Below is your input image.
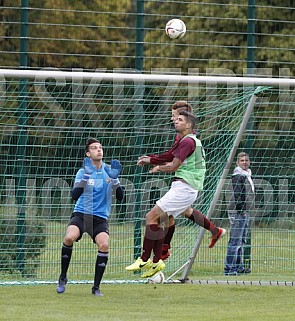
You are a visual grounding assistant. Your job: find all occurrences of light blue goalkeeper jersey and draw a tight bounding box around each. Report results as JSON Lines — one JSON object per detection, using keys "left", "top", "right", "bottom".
{"left": 73, "top": 162, "right": 119, "bottom": 219}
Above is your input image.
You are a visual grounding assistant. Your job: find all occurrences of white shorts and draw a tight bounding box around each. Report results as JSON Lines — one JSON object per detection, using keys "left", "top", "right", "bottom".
{"left": 156, "top": 180, "right": 198, "bottom": 218}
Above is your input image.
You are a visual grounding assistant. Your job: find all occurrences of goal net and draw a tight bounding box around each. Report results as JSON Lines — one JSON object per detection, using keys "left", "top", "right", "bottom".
{"left": 0, "top": 69, "right": 294, "bottom": 284}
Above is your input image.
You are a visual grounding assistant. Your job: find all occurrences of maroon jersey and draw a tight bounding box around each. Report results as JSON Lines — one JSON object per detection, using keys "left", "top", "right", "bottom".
{"left": 149, "top": 134, "right": 196, "bottom": 164}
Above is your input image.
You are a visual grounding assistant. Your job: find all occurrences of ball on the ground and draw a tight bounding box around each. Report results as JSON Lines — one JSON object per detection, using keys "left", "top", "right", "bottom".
{"left": 148, "top": 271, "right": 165, "bottom": 284}
{"left": 165, "top": 19, "right": 186, "bottom": 39}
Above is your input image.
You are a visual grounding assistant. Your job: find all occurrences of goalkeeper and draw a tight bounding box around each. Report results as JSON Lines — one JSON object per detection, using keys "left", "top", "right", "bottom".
{"left": 125, "top": 111, "right": 225, "bottom": 278}
{"left": 56, "top": 138, "right": 124, "bottom": 297}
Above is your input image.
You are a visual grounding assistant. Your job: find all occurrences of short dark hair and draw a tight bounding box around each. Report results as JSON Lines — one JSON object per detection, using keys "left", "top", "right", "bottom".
{"left": 85, "top": 137, "right": 100, "bottom": 152}
{"left": 178, "top": 110, "right": 196, "bottom": 129}
{"left": 171, "top": 100, "right": 193, "bottom": 112}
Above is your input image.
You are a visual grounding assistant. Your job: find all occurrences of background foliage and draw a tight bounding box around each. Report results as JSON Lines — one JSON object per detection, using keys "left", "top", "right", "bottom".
{"left": 0, "top": 1, "right": 294, "bottom": 75}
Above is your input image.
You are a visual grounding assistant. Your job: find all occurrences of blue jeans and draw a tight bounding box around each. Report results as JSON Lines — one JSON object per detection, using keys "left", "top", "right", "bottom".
{"left": 224, "top": 212, "right": 250, "bottom": 274}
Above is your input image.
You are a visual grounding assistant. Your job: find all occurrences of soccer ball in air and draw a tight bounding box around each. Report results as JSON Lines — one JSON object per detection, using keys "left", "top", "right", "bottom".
{"left": 165, "top": 19, "right": 186, "bottom": 39}
{"left": 148, "top": 271, "right": 165, "bottom": 284}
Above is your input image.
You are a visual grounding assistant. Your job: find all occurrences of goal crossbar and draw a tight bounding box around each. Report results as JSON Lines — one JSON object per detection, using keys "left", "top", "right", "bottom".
{"left": 0, "top": 69, "right": 295, "bottom": 86}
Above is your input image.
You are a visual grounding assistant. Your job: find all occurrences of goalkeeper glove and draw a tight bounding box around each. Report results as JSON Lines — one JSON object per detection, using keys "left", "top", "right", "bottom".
{"left": 105, "top": 159, "right": 122, "bottom": 179}
{"left": 82, "top": 157, "right": 95, "bottom": 180}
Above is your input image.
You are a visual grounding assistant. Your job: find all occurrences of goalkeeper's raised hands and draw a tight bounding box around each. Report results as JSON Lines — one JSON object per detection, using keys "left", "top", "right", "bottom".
{"left": 105, "top": 159, "right": 122, "bottom": 179}
{"left": 82, "top": 157, "right": 96, "bottom": 179}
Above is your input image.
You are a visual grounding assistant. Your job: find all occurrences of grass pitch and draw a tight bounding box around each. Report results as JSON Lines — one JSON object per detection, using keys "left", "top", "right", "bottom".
{"left": 1, "top": 283, "right": 294, "bottom": 321}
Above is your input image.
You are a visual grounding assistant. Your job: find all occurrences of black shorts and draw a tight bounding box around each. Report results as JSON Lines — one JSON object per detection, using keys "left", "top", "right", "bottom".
{"left": 69, "top": 212, "right": 109, "bottom": 243}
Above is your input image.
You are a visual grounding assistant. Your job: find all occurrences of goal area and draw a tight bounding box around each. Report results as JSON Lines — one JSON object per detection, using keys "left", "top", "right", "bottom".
{"left": 0, "top": 69, "right": 294, "bottom": 285}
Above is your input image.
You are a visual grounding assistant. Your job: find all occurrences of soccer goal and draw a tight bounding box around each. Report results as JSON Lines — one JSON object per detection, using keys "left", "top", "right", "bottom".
{"left": 0, "top": 69, "right": 294, "bottom": 284}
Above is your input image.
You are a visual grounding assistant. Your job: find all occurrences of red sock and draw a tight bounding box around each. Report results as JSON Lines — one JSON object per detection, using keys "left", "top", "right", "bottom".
{"left": 163, "top": 224, "right": 175, "bottom": 247}
{"left": 189, "top": 209, "right": 218, "bottom": 235}
{"left": 153, "top": 228, "right": 165, "bottom": 263}
{"left": 141, "top": 224, "right": 163, "bottom": 262}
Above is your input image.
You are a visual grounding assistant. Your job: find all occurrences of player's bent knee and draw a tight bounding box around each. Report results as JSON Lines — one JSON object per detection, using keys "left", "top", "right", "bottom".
{"left": 95, "top": 232, "right": 109, "bottom": 251}
{"left": 146, "top": 207, "right": 162, "bottom": 224}
{"left": 145, "top": 211, "right": 153, "bottom": 222}
{"left": 96, "top": 241, "right": 109, "bottom": 252}
{"left": 182, "top": 207, "right": 193, "bottom": 218}
{"left": 99, "top": 244, "right": 109, "bottom": 252}
{"left": 63, "top": 235, "right": 76, "bottom": 245}
{"left": 64, "top": 225, "right": 80, "bottom": 245}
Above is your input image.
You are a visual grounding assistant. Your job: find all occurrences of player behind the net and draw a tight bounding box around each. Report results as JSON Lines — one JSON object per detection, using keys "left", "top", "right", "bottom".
{"left": 125, "top": 109, "right": 226, "bottom": 278}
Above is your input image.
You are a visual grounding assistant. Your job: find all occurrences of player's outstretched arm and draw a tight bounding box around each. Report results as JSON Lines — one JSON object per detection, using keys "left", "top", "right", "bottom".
{"left": 137, "top": 155, "right": 151, "bottom": 166}
{"left": 149, "top": 157, "right": 182, "bottom": 174}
